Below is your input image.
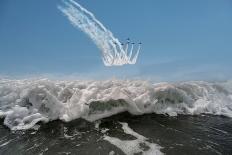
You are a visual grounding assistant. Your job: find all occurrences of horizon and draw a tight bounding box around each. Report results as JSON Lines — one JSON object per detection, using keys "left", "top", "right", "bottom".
{"left": 1, "top": 0, "right": 232, "bottom": 81}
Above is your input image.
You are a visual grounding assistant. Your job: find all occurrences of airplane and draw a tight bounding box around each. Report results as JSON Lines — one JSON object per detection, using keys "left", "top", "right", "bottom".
{"left": 126, "top": 38, "right": 130, "bottom": 43}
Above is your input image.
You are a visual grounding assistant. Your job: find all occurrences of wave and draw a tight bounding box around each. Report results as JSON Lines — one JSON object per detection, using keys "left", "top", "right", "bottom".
{"left": 0, "top": 79, "right": 232, "bottom": 130}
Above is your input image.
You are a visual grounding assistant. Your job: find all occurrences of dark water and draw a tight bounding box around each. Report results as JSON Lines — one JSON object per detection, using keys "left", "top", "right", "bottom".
{"left": 0, "top": 113, "right": 232, "bottom": 155}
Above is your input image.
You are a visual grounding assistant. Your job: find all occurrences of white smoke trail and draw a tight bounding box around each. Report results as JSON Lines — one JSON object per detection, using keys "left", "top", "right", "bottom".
{"left": 129, "top": 44, "right": 134, "bottom": 61}
{"left": 58, "top": 0, "right": 141, "bottom": 66}
{"left": 131, "top": 44, "right": 141, "bottom": 64}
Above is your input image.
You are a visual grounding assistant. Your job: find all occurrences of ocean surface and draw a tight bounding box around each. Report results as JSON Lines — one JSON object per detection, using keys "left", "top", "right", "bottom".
{"left": 0, "top": 79, "right": 232, "bottom": 154}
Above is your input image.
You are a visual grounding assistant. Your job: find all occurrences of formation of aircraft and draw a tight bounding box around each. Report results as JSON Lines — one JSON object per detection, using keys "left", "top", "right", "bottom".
{"left": 119, "top": 38, "right": 141, "bottom": 46}
{"left": 108, "top": 38, "right": 142, "bottom": 65}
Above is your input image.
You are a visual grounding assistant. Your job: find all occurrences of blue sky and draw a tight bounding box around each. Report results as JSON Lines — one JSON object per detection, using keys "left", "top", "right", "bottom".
{"left": 0, "top": 0, "right": 232, "bottom": 81}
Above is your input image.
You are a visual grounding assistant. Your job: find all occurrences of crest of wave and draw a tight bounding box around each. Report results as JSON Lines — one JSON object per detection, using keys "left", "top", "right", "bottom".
{"left": 1, "top": 79, "right": 232, "bottom": 130}
{"left": 58, "top": 0, "right": 141, "bottom": 66}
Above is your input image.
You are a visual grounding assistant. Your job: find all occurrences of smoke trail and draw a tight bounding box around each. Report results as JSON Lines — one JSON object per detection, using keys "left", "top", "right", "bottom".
{"left": 58, "top": 0, "right": 141, "bottom": 66}
{"left": 132, "top": 44, "right": 141, "bottom": 64}
{"left": 129, "top": 44, "right": 134, "bottom": 61}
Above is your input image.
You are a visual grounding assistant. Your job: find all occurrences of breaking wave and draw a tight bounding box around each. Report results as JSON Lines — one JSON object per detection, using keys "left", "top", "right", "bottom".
{"left": 0, "top": 79, "right": 232, "bottom": 130}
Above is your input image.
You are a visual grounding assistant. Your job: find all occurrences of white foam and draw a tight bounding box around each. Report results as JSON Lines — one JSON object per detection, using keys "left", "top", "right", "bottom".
{"left": 108, "top": 150, "right": 115, "bottom": 155}
{"left": 0, "top": 139, "right": 13, "bottom": 147}
{"left": 0, "top": 79, "right": 232, "bottom": 130}
{"left": 103, "top": 122, "right": 163, "bottom": 155}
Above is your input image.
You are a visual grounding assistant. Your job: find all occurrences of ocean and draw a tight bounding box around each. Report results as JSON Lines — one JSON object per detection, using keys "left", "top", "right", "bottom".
{"left": 0, "top": 79, "right": 232, "bottom": 155}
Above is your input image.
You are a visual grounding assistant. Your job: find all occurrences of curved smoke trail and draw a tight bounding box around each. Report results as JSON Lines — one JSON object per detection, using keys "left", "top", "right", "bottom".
{"left": 58, "top": 0, "right": 141, "bottom": 66}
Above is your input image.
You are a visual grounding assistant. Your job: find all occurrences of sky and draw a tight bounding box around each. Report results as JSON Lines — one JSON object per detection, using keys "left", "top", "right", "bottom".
{"left": 0, "top": 0, "right": 232, "bottom": 81}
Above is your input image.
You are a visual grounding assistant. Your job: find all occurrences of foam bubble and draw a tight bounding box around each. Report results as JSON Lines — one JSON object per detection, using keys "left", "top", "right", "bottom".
{"left": 0, "top": 79, "right": 232, "bottom": 130}
{"left": 103, "top": 122, "right": 163, "bottom": 155}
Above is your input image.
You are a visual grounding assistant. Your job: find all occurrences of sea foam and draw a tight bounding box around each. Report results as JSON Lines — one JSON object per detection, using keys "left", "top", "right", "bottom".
{"left": 104, "top": 122, "right": 163, "bottom": 155}
{"left": 0, "top": 79, "right": 232, "bottom": 130}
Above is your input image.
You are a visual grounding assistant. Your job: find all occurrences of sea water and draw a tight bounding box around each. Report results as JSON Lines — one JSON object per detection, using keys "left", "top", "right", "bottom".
{"left": 0, "top": 79, "right": 232, "bottom": 154}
